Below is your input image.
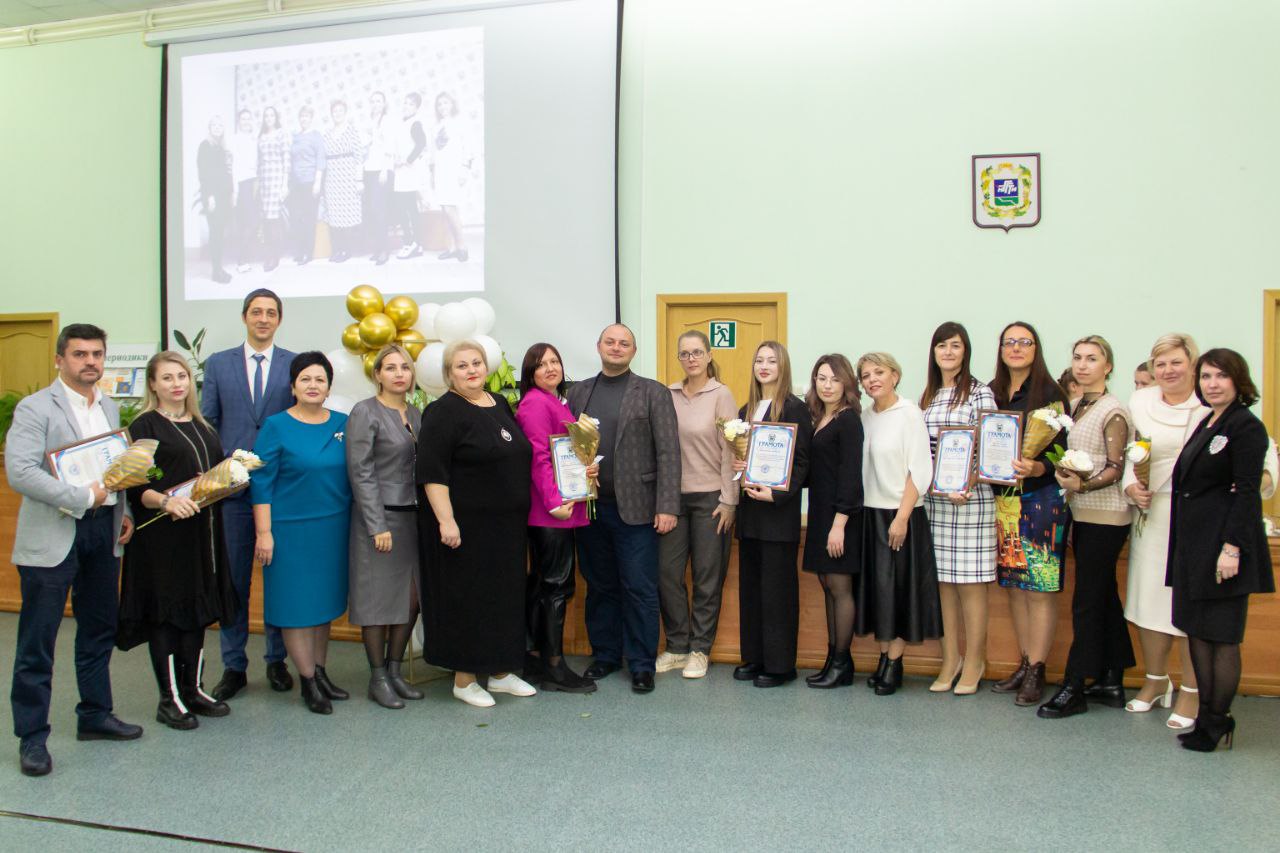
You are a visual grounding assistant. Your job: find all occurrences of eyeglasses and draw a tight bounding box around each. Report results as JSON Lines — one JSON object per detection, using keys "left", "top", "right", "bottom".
{"left": 678, "top": 350, "right": 707, "bottom": 361}
{"left": 1001, "top": 338, "right": 1035, "bottom": 349}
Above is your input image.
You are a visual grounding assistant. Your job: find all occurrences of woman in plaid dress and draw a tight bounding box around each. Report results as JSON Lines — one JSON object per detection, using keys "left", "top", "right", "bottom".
{"left": 257, "top": 107, "right": 290, "bottom": 272}
{"left": 920, "top": 322, "right": 996, "bottom": 696}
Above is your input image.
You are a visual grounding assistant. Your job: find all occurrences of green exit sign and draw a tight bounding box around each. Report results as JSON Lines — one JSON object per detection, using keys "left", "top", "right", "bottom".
{"left": 709, "top": 321, "right": 736, "bottom": 349}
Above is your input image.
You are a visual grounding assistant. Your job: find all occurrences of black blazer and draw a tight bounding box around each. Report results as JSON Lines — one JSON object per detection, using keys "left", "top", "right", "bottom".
{"left": 736, "top": 395, "right": 813, "bottom": 543}
{"left": 1167, "top": 401, "right": 1275, "bottom": 601}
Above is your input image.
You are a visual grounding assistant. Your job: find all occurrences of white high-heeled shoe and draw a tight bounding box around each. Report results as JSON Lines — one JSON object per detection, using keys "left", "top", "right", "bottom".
{"left": 1125, "top": 674, "right": 1173, "bottom": 712}
{"left": 1166, "top": 685, "right": 1198, "bottom": 730}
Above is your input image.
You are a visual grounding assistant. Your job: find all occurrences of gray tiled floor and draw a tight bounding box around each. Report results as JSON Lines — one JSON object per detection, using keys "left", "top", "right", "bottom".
{"left": 0, "top": 611, "right": 1277, "bottom": 851}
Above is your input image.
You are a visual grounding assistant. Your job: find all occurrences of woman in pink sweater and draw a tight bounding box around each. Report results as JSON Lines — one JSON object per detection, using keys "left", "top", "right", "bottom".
{"left": 514, "top": 343, "right": 596, "bottom": 693}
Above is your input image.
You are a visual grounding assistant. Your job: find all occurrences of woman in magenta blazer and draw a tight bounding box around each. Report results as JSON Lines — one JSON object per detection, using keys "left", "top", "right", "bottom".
{"left": 514, "top": 343, "right": 596, "bottom": 693}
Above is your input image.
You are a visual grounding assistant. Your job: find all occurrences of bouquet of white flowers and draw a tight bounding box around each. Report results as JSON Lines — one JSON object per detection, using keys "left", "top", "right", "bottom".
{"left": 717, "top": 417, "right": 751, "bottom": 481}
{"left": 1056, "top": 449, "right": 1094, "bottom": 478}
{"left": 1024, "top": 404, "right": 1073, "bottom": 460}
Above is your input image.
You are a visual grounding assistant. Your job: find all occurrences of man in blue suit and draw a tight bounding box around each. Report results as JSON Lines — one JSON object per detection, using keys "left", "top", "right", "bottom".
{"left": 200, "top": 289, "right": 296, "bottom": 700}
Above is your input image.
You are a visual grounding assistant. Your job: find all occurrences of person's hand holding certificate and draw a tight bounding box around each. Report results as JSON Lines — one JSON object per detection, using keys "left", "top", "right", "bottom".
{"left": 46, "top": 429, "right": 131, "bottom": 493}
{"left": 550, "top": 434, "right": 592, "bottom": 503}
{"left": 931, "top": 427, "right": 976, "bottom": 497}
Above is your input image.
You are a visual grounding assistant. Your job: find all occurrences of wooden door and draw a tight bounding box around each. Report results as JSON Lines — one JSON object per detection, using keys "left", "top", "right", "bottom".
{"left": 656, "top": 294, "right": 787, "bottom": 405}
{"left": 0, "top": 313, "right": 57, "bottom": 395}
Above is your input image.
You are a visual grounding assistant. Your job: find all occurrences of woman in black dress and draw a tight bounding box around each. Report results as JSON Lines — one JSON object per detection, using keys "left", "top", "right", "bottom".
{"left": 1168, "top": 348, "right": 1274, "bottom": 752}
{"left": 417, "top": 340, "right": 535, "bottom": 708}
{"left": 801, "top": 354, "right": 863, "bottom": 689}
{"left": 732, "top": 340, "right": 812, "bottom": 688}
{"left": 119, "top": 352, "right": 237, "bottom": 730}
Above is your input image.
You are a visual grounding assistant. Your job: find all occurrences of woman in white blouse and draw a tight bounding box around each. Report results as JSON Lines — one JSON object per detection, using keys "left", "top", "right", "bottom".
{"left": 854, "top": 352, "right": 942, "bottom": 696}
{"left": 1123, "top": 333, "right": 1278, "bottom": 729}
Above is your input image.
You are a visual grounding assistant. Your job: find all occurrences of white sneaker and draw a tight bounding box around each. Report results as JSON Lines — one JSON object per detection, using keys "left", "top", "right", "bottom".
{"left": 487, "top": 673, "right": 537, "bottom": 697}
{"left": 452, "top": 682, "right": 495, "bottom": 707}
{"left": 655, "top": 651, "right": 689, "bottom": 673}
{"left": 682, "top": 651, "right": 709, "bottom": 679}
{"left": 236, "top": 264, "right": 251, "bottom": 273}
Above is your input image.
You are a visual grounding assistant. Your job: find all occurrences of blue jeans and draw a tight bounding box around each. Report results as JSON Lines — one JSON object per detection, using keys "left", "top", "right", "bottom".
{"left": 575, "top": 500, "right": 659, "bottom": 672}
{"left": 219, "top": 499, "right": 286, "bottom": 671}
{"left": 10, "top": 510, "right": 119, "bottom": 747}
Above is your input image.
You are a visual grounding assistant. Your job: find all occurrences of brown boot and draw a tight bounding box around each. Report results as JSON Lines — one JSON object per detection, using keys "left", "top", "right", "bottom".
{"left": 991, "top": 655, "right": 1029, "bottom": 694}
{"left": 1015, "top": 661, "right": 1046, "bottom": 707}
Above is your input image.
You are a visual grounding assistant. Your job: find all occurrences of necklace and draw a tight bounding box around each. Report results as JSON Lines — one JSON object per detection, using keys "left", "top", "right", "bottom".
{"left": 156, "top": 407, "right": 189, "bottom": 421}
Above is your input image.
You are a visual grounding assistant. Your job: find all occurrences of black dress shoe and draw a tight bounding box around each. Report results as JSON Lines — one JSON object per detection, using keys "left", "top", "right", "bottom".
{"left": 77, "top": 715, "right": 143, "bottom": 741}
{"left": 541, "top": 660, "right": 598, "bottom": 694}
{"left": 313, "top": 665, "right": 349, "bottom": 700}
{"left": 1037, "top": 681, "right": 1088, "bottom": 719}
{"left": 733, "top": 662, "right": 764, "bottom": 681}
{"left": 584, "top": 660, "right": 620, "bottom": 680}
{"left": 19, "top": 743, "right": 52, "bottom": 777}
{"left": 753, "top": 670, "right": 797, "bottom": 688}
{"left": 212, "top": 669, "right": 247, "bottom": 701}
{"left": 1083, "top": 670, "right": 1127, "bottom": 708}
{"left": 266, "top": 662, "right": 293, "bottom": 692}
{"left": 631, "top": 671, "right": 655, "bottom": 693}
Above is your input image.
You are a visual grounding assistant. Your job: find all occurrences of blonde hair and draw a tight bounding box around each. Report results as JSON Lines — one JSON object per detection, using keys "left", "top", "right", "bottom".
{"left": 441, "top": 339, "right": 488, "bottom": 390}
{"left": 1149, "top": 333, "right": 1199, "bottom": 367}
{"left": 855, "top": 352, "right": 903, "bottom": 388}
{"left": 142, "top": 351, "right": 212, "bottom": 429}
{"left": 1072, "top": 334, "right": 1115, "bottom": 378}
{"left": 372, "top": 344, "right": 417, "bottom": 395}
{"left": 746, "top": 340, "right": 794, "bottom": 422}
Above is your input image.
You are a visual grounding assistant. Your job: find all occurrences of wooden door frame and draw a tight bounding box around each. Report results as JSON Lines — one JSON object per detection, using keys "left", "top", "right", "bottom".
{"left": 1264, "top": 291, "right": 1280, "bottom": 515}
{"left": 655, "top": 293, "right": 788, "bottom": 385}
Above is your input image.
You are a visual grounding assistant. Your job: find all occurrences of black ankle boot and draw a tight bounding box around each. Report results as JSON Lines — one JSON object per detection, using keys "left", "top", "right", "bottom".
{"left": 313, "top": 665, "right": 349, "bottom": 700}
{"left": 386, "top": 661, "right": 424, "bottom": 700}
{"left": 809, "top": 651, "right": 854, "bottom": 689}
{"left": 1181, "top": 712, "right": 1235, "bottom": 752}
{"left": 541, "top": 659, "right": 598, "bottom": 694}
{"left": 806, "top": 645, "right": 836, "bottom": 685}
{"left": 368, "top": 667, "right": 405, "bottom": 709}
{"left": 866, "top": 652, "right": 890, "bottom": 689}
{"left": 300, "top": 676, "right": 333, "bottom": 715}
{"left": 874, "top": 656, "right": 904, "bottom": 695}
{"left": 154, "top": 653, "right": 197, "bottom": 730}
{"left": 1083, "top": 668, "right": 1126, "bottom": 708}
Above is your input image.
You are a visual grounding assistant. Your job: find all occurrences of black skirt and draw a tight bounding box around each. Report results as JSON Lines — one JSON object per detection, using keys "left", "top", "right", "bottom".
{"left": 1172, "top": 590, "right": 1249, "bottom": 644}
{"left": 854, "top": 507, "right": 942, "bottom": 642}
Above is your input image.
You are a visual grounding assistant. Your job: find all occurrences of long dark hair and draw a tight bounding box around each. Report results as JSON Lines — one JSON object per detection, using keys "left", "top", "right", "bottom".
{"left": 518, "top": 342, "right": 567, "bottom": 399}
{"left": 806, "top": 354, "right": 860, "bottom": 422}
{"left": 990, "top": 320, "right": 1065, "bottom": 410}
{"left": 919, "top": 321, "right": 975, "bottom": 411}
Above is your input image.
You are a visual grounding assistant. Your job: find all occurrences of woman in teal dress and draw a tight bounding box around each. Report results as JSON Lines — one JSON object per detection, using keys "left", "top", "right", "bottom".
{"left": 252, "top": 351, "right": 352, "bottom": 714}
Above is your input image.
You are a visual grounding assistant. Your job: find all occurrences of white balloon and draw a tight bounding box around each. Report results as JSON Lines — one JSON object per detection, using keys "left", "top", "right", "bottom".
{"left": 473, "top": 334, "right": 502, "bottom": 374}
{"left": 414, "top": 302, "right": 442, "bottom": 341}
{"left": 325, "top": 393, "right": 355, "bottom": 414}
{"left": 415, "top": 341, "right": 447, "bottom": 393}
{"left": 462, "top": 297, "right": 496, "bottom": 335}
{"left": 327, "top": 348, "right": 370, "bottom": 400}
{"left": 433, "top": 302, "right": 477, "bottom": 344}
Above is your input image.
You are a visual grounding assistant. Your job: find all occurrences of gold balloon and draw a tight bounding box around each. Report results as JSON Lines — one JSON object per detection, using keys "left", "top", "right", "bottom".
{"left": 395, "top": 329, "right": 428, "bottom": 360}
{"left": 358, "top": 312, "right": 398, "bottom": 349}
{"left": 362, "top": 350, "right": 380, "bottom": 378}
{"left": 346, "top": 284, "right": 384, "bottom": 320}
{"left": 341, "top": 323, "right": 364, "bottom": 355}
{"left": 384, "top": 295, "right": 420, "bottom": 330}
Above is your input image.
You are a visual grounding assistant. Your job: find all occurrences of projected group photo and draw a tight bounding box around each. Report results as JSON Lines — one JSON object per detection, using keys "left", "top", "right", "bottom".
{"left": 179, "top": 27, "right": 485, "bottom": 301}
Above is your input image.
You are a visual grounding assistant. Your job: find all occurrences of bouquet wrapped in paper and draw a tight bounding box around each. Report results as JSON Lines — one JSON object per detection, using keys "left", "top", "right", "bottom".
{"left": 1126, "top": 435, "right": 1153, "bottom": 535}
{"left": 1056, "top": 449, "right": 1094, "bottom": 478}
{"left": 102, "top": 438, "right": 160, "bottom": 492}
{"left": 564, "top": 414, "right": 602, "bottom": 501}
{"left": 717, "top": 417, "right": 751, "bottom": 481}
{"left": 192, "top": 450, "right": 264, "bottom": 504}
{"left": 1023, "top": 404, "right": 1073, "bottom": 460}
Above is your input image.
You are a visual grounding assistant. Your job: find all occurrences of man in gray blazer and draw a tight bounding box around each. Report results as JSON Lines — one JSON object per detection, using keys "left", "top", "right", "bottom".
{"left": 566, "top": 324, "right": 681, "bottom": 694}
{"left": 6, "top": 324, "right": 141, "bottom": 777}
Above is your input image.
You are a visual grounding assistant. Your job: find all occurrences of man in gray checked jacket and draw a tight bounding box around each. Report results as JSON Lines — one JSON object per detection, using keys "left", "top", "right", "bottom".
{"left": 566, "top": 324, "right": 681, "bottom": 694}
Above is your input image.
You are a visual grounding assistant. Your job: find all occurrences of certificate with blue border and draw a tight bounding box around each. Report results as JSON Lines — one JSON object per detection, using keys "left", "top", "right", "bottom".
{"left": 46, "top": 429, "right": 131, "bottom": 490}
{"left": 744, "top": 421, "right": 797, "bottom": 490}
{"left": 931, "top": 427, "right": 976, "bottom": 495}
{"left": 550, "top": 434, "right": 591, "bottom": 503}
{"left": 976, "top": 410, "right": 1023, "bottom": 486}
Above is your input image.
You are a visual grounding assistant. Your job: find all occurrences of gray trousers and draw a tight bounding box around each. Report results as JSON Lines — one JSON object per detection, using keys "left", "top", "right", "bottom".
{"left": 658, "top": 491, "right": 732, "bottom": 654}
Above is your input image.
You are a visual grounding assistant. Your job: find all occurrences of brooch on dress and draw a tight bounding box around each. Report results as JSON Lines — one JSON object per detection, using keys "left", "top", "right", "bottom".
{"left": 1209, "top": 435, "right": 1228, "bottom": 455}
{"left": 334, "top": 431, "right": 345, "bottom": 443}
{"left": 500, "top": 428, "right": 513, "bottom": 442}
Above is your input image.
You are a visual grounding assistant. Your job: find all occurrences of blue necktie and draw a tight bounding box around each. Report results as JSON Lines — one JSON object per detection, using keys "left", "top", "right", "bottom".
{"left": 252, "top": 354, "right": 266, "bottom": 418}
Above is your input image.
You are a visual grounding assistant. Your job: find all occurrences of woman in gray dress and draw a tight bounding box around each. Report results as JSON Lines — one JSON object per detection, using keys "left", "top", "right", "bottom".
{"left": 346, "top": 344, "right": 424, "bottom": 708}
